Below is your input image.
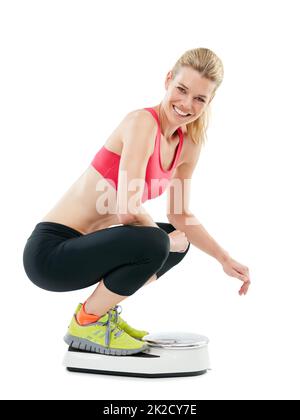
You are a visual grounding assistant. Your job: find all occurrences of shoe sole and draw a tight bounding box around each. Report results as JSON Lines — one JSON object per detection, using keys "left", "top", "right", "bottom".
{"left": 64, "top": 333, "right": 149, "bottom": 356}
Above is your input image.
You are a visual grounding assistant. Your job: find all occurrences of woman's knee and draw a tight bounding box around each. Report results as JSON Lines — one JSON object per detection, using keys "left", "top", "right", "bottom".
{"left": 148, "top": 226, "right": 170, "bottom": 254}
{"left": 133, "top": 226, "right": 170, "bottom": 265}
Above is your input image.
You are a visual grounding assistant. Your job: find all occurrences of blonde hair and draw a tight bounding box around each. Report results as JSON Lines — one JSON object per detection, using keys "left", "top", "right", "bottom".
{"left": 171, "top": 48, "right": 224, "bottom": 148}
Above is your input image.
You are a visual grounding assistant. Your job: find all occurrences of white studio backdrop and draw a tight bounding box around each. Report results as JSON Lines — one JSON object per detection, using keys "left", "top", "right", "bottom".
{"left": 1, "top": 0, "right": 299, "bottom": 400}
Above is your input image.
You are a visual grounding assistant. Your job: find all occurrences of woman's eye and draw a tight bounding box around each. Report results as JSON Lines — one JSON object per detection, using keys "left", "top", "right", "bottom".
{"left": 177, "top": 87, "right": 185, "bottom": 93}
{"left": 177, "top": 87, "right": 204, "bottom": 102}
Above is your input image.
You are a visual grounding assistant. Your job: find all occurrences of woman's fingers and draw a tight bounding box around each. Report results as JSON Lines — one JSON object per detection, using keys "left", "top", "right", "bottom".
{"left": 224, "top": 258, "right": 251, "bottom": 295}
{"left": 239, "top": 281, "right": 250, "bottom": 295}
{"left": 238, "top": 273, "right": 249, "bottom": 282}
{"left": 237, "top": 272, "right": 251, "bottom": 295}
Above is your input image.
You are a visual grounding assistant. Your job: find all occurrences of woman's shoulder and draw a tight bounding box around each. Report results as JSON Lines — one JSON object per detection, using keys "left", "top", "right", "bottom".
{"left": 124, "top": 108, "right": 157, "bottom": 125}
{"left": 119, "top": 108, "right": 157, "bottom": 140}
{"left": 118, "top": 108, "right": 157, "bottom": 152}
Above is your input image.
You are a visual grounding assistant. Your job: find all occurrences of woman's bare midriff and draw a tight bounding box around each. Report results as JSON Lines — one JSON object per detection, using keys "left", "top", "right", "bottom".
{"left": 41, "top": 164, "right": 123, "bottom": 234}
{"left": 41, "top": 108, "right": 189, "bottom": 235}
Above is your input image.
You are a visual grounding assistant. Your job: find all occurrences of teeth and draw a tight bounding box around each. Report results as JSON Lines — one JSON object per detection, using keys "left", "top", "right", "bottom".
{"left": 173, "top": 105, "right": 190, "bottom": 117}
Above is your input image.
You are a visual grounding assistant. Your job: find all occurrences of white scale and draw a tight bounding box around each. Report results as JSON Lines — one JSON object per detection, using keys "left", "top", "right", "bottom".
{"left": 63, "top": 331, "right": 210, "bottom": 378}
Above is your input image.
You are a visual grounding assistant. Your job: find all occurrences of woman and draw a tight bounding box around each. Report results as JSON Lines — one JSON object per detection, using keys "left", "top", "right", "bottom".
{"left": 23, "top": 48, "right": 251, "bottom": 356}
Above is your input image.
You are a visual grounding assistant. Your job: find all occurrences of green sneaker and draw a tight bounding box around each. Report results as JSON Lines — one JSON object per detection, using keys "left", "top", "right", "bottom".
{"left": 110, "top": 304, "right": 149, "bottom": 341}
{"left": 64, "top": 304, "right": 149, "bottom": 356}
{"left": 73, "top": 303, "right": 149, "bottom": 341}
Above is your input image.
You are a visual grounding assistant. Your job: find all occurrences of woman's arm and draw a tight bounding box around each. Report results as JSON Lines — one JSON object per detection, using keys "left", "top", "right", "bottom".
{"left": 116, "top": 111, "right": 159, "bottom": 228}
{"left": 168, "top": 212, "right": 250, "bottom": 294}
{"left": 167, "top": 157, "right": 251, "bottom": 294}
{"left": 167, "top": 149, "right": 229, "bottom": 261}
{"left": 167, "top": 212, "right": 230, "bottom": 263}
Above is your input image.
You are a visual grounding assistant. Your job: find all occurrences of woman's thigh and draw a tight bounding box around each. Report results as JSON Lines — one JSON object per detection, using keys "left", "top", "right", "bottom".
{"left": 38, "top": 224, "right": 170, "bottom": 291}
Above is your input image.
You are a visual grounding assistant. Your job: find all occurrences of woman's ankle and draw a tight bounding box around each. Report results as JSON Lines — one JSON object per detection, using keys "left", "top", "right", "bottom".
{"left": 76, "top": 301, "right": 103, "bottom": 325}
{"left": 84, "top": 299, "right": 104, "bottom": 317}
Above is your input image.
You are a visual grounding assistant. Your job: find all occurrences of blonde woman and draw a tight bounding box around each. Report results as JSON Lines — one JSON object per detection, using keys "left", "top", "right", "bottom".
{"left": 23, "top": 48, "right": 250, "bottom": 356}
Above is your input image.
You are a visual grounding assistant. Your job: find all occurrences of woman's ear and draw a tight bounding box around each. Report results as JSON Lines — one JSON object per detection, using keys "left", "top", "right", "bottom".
{"left": 165, "top": 70, "right": 173, "bottom": 89}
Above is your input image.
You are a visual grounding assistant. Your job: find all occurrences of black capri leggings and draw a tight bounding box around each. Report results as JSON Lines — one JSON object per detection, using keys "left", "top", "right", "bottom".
{"left": 23, "top": 221, "right": 190, "bottom": 296}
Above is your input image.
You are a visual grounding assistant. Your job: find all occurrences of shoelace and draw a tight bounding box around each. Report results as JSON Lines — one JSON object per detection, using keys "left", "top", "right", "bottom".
{"left": 95, "top": 308, "right": 124, "bottom": 347}
{"left": 112, "top": 304, "right": 123, "bottom": 325}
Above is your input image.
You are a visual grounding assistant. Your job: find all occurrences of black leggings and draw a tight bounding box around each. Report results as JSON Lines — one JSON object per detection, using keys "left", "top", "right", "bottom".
{"left": 23, "top": 221, "right": 190, "bottom": 296}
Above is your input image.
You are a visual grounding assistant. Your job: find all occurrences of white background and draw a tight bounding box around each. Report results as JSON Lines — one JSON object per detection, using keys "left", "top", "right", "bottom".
{"left": 1, "top": 0, "right": 300, "bottom": 400}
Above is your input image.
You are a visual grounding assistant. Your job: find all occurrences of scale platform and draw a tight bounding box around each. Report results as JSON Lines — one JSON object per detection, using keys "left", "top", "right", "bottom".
{"left": 63, "top": 331, "right": 210, "bottom": 378}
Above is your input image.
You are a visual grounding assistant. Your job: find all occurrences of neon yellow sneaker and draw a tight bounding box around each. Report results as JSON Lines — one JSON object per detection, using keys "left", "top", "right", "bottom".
{"left": 64, "top": 304, "right": 149, "bottom": 356}
{"left": 74, "top": 303, "right": 149, "bottom": 341}
{"left": 110, "top": 304, "right": 149, "bottom": 341}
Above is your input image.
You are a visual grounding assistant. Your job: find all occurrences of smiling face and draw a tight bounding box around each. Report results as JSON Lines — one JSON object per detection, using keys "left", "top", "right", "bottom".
{"left": 163, "top": 66, "right": 216, "bottom": 123}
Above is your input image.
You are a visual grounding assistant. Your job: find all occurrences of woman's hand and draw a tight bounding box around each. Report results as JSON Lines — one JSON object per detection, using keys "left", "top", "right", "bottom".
{"left": 221, "top": 256, "right": 251, "bottom": 295}
{"left": 168, "top": 230, "right": 189, "bottom": 253}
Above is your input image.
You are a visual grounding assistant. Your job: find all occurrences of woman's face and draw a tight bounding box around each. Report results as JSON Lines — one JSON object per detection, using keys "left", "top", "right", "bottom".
{"left": 163, "top": 66, "right": 216, "bottom": 123}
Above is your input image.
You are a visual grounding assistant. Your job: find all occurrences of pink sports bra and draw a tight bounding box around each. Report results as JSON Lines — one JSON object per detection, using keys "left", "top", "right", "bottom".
{"left": 90, "top": 107, "right": 184, "bottom": 203}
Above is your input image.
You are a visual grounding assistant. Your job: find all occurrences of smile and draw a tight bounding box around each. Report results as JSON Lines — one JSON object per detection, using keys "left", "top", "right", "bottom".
{"left": 173, "top": 105, "right": 191, "bottom": 117}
